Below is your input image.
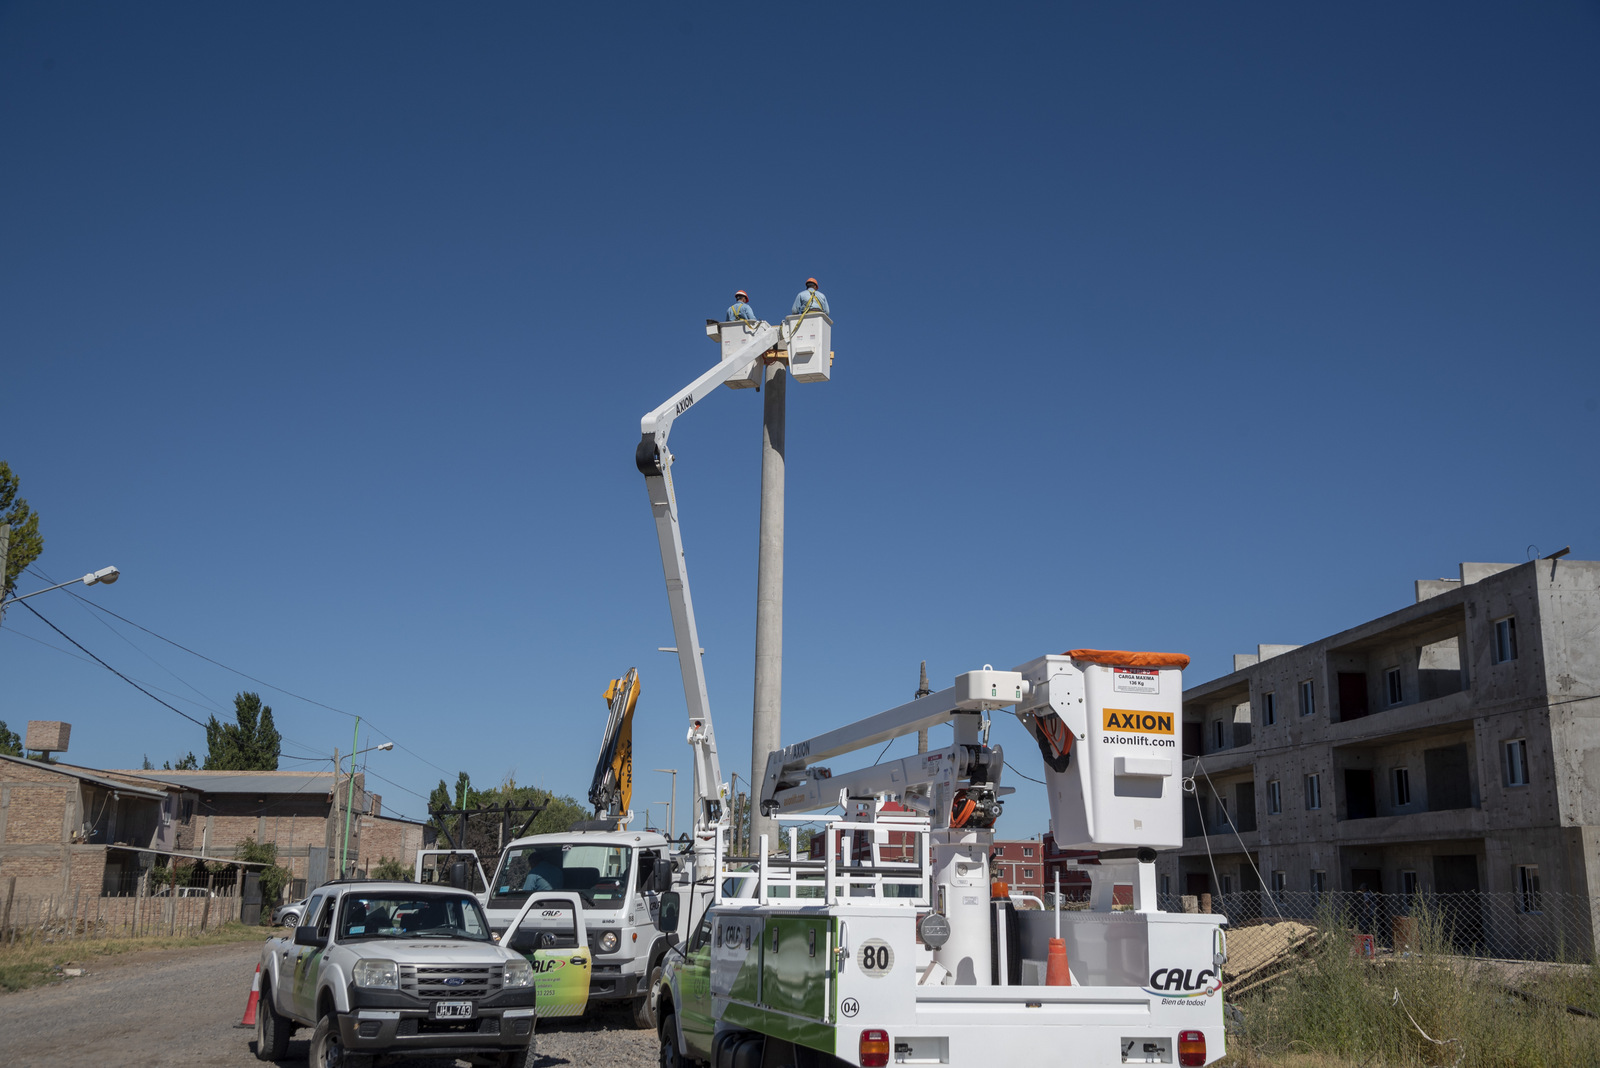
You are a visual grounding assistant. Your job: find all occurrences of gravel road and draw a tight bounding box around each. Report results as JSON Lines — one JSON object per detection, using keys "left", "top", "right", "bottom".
{"left": 0, "top": 939, "right": 656, "bottom": 1068}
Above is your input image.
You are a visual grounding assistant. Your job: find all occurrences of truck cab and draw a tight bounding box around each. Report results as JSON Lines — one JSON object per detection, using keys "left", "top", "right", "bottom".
{"left": 485, "top": 828, "right": 677, "bottom": 1028}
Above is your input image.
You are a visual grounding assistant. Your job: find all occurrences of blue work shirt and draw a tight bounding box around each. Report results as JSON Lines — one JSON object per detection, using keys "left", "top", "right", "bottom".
{"left": 728, "top": 301, "right": 756, "bottom": 322}
{"left": 790, "top": 288, "right": 830, "bottom": 315}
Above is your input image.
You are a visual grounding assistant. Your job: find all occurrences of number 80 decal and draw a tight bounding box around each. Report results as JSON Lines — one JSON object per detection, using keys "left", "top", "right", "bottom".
{"left": 856, "top": 938, "right": 894, "bottom": 977}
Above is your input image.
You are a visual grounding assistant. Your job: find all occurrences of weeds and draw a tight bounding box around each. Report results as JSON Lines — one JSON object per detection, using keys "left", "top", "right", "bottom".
{"left": 0, "top": 921, "right": 265, "bottom": 994}
{"left": 1224, "top": 903, "right": 1600, "bottom": 1067}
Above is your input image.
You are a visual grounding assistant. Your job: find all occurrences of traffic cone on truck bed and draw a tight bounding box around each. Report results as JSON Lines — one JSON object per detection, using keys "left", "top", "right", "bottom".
{"left": 1046, "top": 938, "right": 1072, "bottom": 986}
{"left": 238, "top": 963, "right": 261, "bottom": 1027}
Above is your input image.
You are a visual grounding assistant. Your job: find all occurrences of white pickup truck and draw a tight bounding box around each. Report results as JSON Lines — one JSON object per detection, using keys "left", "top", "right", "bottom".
{"left": 253, "top": 880, "right": 538, "bottom": 1068}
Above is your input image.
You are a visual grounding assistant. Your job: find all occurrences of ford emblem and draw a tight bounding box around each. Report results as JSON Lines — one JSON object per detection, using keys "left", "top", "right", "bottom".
{"left": 443, "top": 977, "right": 466, "bottom": 987}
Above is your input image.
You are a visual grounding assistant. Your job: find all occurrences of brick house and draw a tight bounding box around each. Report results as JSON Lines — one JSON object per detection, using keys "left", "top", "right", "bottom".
{"left": 0, "top": 753, "right": 179, "bottom": 897}
{"left": 115, "top": 768, "right": 432, "bottom": 895}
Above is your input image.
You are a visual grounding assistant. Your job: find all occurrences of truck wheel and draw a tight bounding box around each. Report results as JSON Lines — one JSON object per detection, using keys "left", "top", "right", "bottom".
{"left": 658, "top": 1012, "right": 685, "bottom": 1068}
{"left": 309, "top": 1012, "right": 371, "bottom": 1068}
{"left": 630, "top": 960, "right": 663, "bottom": 1030}
{"left": 254, "top": 981, "right": 290, "bottom": 1061}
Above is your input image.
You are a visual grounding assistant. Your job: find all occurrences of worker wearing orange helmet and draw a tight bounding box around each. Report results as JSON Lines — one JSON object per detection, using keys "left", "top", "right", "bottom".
{"left": 790, "top": 276, "right": 830, "bottom": 316}
{"left": 727, "top": 289, "right": 756, "bottom": 323}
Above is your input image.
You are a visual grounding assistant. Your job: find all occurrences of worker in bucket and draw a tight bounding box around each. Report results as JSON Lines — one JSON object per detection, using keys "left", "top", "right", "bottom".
{"left": 727, "top": 290, "right": 756, "bottom": 323}
{"left": 790, "top": 276, "right": 830, "bottom": 315}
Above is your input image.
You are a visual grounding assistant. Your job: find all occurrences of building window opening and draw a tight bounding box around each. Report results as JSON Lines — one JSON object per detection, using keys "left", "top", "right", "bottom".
{"left": 1271, "top": 871, "right": 1286, "bottom": 896}
{"left": 1402, "top": 870, "right": 1419, "bottom": 899}
{"left": 1305, "top": 774, "right": 1322, "bottom": 811}
{"left": 1493, "top": 616, "right": 1518, "bottom": 664}
{"left": 1266, "top": 779, "right": 1282, "bottom": 815}
{"left": 1518, "top": 865, "right": 1542, "bottom": 913}
{"left": 1299, "top": 679, "right": 1316, "bottom": 717}
{"left": 1023, "top": 868, "right": 1035, "bottom": 879}
{"left": 1393, "top": 767, "right": 1411, "bottom": 807}
{"left": 1505, "top": 738, "right": 1529, "bottom": 787}
{"left": 1023, "top": 847, "right": 1033, "bottom": 857}
{"left": 1311, "top": 870, "right": 1327, "bottom": 894}
{"left": 1213, "top": 720, "right": 1225, "bottom": 750}
{"left": 1386, "top": 667, "right": 1403, "bottom": 706}
{"left": 1262, "top": 691, "right": 1276, "bottom": 726}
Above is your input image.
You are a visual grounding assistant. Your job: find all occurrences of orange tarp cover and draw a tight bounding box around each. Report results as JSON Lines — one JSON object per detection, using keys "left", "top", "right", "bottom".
{"left": 1065, "top": 649, "right": 1191, "bottom": 670}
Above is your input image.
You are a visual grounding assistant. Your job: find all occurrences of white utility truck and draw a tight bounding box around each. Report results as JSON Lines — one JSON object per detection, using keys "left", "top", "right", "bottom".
{"left": 655, "top": 654, "right": 1227, "bottom": 1068}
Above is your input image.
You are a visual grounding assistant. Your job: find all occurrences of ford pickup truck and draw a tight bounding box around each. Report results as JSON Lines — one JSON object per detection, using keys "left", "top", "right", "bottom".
{"left": 253, "top": 880, "right": 537, "bottom": 1067}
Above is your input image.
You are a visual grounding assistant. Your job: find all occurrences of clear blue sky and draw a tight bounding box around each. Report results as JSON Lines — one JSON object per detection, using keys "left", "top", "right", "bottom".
{"left": 3, "top": 4, "right": 1596, "bottom": 836}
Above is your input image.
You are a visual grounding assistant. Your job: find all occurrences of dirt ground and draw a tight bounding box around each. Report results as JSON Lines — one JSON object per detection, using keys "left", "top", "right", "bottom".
{"left": 0, "top": 938, "right": 656, "bottom": 1068}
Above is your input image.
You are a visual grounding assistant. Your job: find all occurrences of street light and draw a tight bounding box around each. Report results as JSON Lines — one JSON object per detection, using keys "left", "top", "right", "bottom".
{"left": 654, "top": 768, "right": 678, "bottom": 840}
{"left": 336, "top": 722, "right": 394, "bottom": 877}
{"left": 2, "top": 566, "right": 121, "bottom": 606}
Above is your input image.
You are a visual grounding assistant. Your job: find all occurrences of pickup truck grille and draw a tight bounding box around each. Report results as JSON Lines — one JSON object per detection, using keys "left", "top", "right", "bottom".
{"left": 398, "top": 964, "right": 503, "bottom": 999}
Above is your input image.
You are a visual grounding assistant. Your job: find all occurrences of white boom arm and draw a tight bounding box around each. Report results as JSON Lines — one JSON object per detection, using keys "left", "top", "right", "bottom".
{"left": 635, "top": 321, "right": 782, "bottom": 844}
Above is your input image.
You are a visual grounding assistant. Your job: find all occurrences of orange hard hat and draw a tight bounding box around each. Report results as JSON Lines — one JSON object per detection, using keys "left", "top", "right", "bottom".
{"left": 735, "top": 290, "right": 748, "bottom": 300}
{"left": 805, "top": 277, "right": 818, "bottom": 287}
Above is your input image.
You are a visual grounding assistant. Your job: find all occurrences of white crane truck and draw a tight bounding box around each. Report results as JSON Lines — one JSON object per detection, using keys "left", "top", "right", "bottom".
{"left": 655, "top": 654, "right": 1227, "bottom": 1067}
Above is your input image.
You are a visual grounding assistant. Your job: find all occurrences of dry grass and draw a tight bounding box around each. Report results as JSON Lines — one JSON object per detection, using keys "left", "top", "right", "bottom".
{"left": 0, "top": 921, "right": 266, "bottom": 994}
{"left": 1219, "top": 907, "right": 1600, "bottom": 1068}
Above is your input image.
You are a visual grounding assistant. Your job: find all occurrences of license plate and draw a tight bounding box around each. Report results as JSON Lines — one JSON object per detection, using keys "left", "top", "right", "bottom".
{"left": 432, "top": 1000, "right": 474, "bottom": 1020}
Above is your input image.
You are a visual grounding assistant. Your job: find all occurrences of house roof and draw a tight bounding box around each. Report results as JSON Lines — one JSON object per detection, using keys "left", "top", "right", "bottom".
{"left": 0, "top": 753, "right": 168, "bottom": 800}
{"left": 105, "top": 769, "right": 339, "bottom": 797}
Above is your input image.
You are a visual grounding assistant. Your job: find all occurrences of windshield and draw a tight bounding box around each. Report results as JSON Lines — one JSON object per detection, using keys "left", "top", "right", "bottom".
{"left": 491, "top": 843, "right": 632, "bottom": 911}
{"left": 338, "top": 894, "right": 492, "bottom": 941}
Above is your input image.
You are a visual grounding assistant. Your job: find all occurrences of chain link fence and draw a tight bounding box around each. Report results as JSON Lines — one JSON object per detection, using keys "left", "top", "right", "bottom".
{"left": 1160, "top": 889, "right": 1596, "bottom": 965}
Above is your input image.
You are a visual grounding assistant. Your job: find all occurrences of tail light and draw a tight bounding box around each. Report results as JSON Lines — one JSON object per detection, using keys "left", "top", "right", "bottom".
{"left": 1178, "top": 1029, "right": 1206, "bottom": 1066}
{"left": 860, "top": 1028, "right": 890, "bottom": 1067}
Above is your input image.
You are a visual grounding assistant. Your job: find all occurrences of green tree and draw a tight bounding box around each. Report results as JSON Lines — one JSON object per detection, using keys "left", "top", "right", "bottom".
{"left": 203, "top": 692, "right": 281, "bottom": 770}
{"left": 0, "top": 461, "right": 44, "bottom": 599}
{"left": 166, "top": 751, "right": 198, "bottom": 770}
{"left": 0, "top": 720, "right": 22, "bottom": 758}
{"left": 426, "top": 772, "right": 589, "bottom": 857}
{"left": 371, "top": 856, "right": 412, "bottom": 881}
{"left": 235, "top": 837, "right": 292, "bottom": 913}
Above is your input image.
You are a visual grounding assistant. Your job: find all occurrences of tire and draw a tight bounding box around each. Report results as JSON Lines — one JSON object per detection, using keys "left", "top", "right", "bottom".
{"left": 280, "top": 912, "right": 299, "bottom": 928}
{"left": 658, "top": 1012, "right": 685, "bottom": 1068}
{"left": 254, "top": 981, "right": 290, "bottom": 1061}
{"left": 309, "top": 1012, "right": 372, "bottom": 1068}
{"left": 630, "top": 959, "right": 664, "bottom": 1030}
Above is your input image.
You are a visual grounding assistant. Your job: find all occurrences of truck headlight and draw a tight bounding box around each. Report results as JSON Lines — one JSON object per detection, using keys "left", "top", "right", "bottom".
{"left": 352, "top": 959, "right": 399, "bottom": 989}
{"left": 504, "top": 958, "right": 534, "bottom": 988}
{"left": 598, "top": 930, "right": 620, "bottom": 953}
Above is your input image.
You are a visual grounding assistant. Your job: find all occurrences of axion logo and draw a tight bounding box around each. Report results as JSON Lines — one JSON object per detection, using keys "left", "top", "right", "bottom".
{"left": 1145, "top": 967, "right": 1219, "bottom": 996}
{"left": 1102, "top": 709, "right": 1174, "bottom": 735}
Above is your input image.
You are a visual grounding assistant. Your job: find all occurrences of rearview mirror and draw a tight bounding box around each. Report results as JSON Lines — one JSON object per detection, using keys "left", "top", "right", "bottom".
{"left": 449, "top": 861, "right": 468, "bottom": 889}
{"left": 653, "top": 858, "right": 673, "bottom": 893}
{"left": 294, "top": 925, "right": 326, "bottom": 948}
{"left": 658, "top": 891, "right": 680, "bottom": 934}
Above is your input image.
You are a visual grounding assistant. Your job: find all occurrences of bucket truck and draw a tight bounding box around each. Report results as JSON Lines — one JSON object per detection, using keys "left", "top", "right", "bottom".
{"left": 653, "top": 652, "right": 1228, "bottom": 1067}
{"left": 482, "top": 311, "right": 833, "bottom": 1030}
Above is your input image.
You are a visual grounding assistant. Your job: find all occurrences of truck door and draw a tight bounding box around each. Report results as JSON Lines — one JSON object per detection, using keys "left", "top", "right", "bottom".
{"left": 290, "top": 893, "right": 332, "bottom": 1020}
{"left": 680, "top": 914, "right": 715, "bottom": 1058}
{"left": 503, "top": 891, "right": 592, "bottom": 1019}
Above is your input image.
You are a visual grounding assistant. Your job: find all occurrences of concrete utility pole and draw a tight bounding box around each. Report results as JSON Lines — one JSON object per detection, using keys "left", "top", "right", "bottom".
{"left": 916, "top": 661, "right": 932, "bottom": 754}
{"left": 750, "top": 361, "right": 787, "bottom": 851}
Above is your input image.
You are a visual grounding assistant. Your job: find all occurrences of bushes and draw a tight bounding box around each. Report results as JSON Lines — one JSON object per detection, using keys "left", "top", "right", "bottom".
{"left": 234, "top": 837, "right": 292, "bottom": 912}
{"left": 370, "top": 856, "right": 412, "bottom": 882}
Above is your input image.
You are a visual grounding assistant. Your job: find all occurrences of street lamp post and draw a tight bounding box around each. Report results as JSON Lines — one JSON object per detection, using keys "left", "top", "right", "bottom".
{"left": 0, "top": 563, "right": 120, "bottom": 625}
{"left": 336, "top": 726, "right": 394, "bottom": 877}
{"left": 654, "top": 768, "right": 678, "bottom": 840}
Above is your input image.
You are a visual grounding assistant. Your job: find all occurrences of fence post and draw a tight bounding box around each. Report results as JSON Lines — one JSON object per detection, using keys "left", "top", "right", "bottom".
{"left": 2, "top": 875, "right": 14, "bottom": 939}
{"left": 200, "top": 894, "right": 212, "bottom": 932}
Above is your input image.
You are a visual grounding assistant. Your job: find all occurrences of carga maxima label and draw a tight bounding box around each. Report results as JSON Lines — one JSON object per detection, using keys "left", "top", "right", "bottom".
{"left": 1101, "top": 708, "right": 1176, "bottom": 748}
{"left": 1113, "top": 668, "right": 1160, "bottom": 694}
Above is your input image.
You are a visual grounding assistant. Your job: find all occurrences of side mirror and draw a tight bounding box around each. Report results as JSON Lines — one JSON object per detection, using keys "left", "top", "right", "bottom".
{"left": 658, "top": 891, "right": 681, "bottom": 934}
{"left": 294, "top": 925, "right": 326, "bottom": 948}
{"left": 653, "top": 858, "right": 673, "bottom": 893}
{"left": 449, "top": 861, "right": 469, "bottom": 889}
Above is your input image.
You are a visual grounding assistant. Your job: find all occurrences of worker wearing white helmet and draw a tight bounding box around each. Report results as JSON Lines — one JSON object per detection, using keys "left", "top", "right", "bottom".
{"left": 790, "top": 277, "right": 830, "bottom": 315}
{"left": 728, "top": 289, "right": 756, "bottom": 322}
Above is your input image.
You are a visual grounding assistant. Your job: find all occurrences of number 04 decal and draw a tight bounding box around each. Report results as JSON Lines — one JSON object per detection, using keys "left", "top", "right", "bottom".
{"left": 857, "top": 938, "right": 894, "bottom": 977}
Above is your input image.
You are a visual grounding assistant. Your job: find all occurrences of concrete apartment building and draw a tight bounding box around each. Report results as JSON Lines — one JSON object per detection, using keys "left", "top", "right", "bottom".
{"left": 1164, "top": 556, "right": 1600, "bottom": 953}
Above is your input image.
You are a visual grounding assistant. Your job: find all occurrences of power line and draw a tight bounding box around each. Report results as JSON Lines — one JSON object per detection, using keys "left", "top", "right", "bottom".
{"left": 13, "top": 600, "right": 210, "bottom": 730}
{"left": 60, "top": 591, "right": 457, "bottom": 779}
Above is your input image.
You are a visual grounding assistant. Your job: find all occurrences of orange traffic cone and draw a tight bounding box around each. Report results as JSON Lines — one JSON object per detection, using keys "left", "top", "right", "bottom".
{"left": 1045, "top": 937, "right": 1072, "bottom": 986}
{"left": 239, "top": 963, "right": 261, "bottom": 1027}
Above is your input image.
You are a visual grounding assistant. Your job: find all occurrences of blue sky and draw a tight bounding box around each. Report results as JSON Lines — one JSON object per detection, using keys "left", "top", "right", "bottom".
{"left": 2, "top": 3, "right": 1596, "bottom": 837}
